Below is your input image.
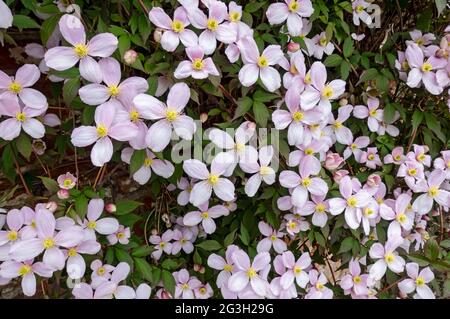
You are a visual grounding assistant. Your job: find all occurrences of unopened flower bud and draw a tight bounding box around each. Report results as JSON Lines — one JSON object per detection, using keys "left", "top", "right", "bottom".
{"left": 32, "top": 139, "right": 46, "bottom": 155}
{"left": 333, "top": 170, "right": 349, "bottom": 183}
{"left": 200, "top": 113, "right": 208, "bottom": 123}
{"left": 123, "top": 49, "right": 138, "bottom": 65}
{"left": 106, "top": 203, "right": 116, "bottom": 213}
{"left": 193, "top": 264, "right": 205, "bottom": 273}
{"left": 153, "top": 28, "right": 163, "bottom": 43}
{"left": 287, "top": 42, "right": 300, "bottom": 53}
{"left": 324, "top": 152, "right": 344, "bottom": 171}
{"left": 45, "top": 201, "right": 58, "bottom": 212}
{"left": 367, "top": 174, "right": 381, "bottom": 188}
{"left": 57, "top": 188, "right": 70, "bottom": 200}
{"left": 151, "top": 228, "right": 158, "bottom": 236}
{"left": 339, "top": 98, "right": 348, "bottom": 106}
{"left": 247, "top": 121, "right": 256, "bottom": 131}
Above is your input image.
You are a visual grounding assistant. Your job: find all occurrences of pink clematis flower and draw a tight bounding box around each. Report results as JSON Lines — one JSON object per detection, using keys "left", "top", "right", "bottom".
{"left": 343, "top": 136, "right": 370, "bottom": 161}
{"left": 282, "top": 51, "right": 307, "bottom": 90}
{"left": 301, "top": 194, "right": 330, "bottom": 227}
{"left": 174, "top": 45, "right": 220, "bottom": 79}
{"left": 384, "top": 146, "right": 406, "bottom": 165}
{"left": 149, "top": 229, "right": 173, "bottom": 260}
{"left": 329, "top": 176, "right": 372, "bottom": 230}
{"left": 380, "top": 193, "right": 414, "bottom": 231}
{"left": 266, "top": 0, "right": 314, "bottom": 37}
{"left": 413, "top": 169, "right": 450, "bottom": 215}
{"left": 183, "top": 202, "right": 228, "bottom": 234}
{"left": 352, "top": 0, "right": 372, "bottom": 26}
{"left": 340, "top": 258, "right": 370, "bottom": 296}
{"left": 107, "top": 225, "right": 131, "bottom": 245}
{"left": 176, "top": 178, "right": 196, "bottom": 206}
{"left": 208, "top": 245, "right": 240, "bottom": 297}
{"left": 183, "top": 152, "right": 235, "bottom": 206}
{"left": 360, "top": 147, "right": 382, "bottom": 169}
{"left": 133, "top": 82, "right": 196, "bottom": 152}
{"left": 121, "top": 147, "right": 174, "bottom": 185}
{"left": 324, "top": 104, "right": 354, "bottom": 145}
{"left": 279, "top": 164, "right": 329, "bottom": 208}
{"left": 228, "top": 250, "right": 270, "bottom": 297}
{"left": 71, "top": 101, "right": 139, "bottom": 167}
{"left": 0, "top": 209, "right": 24, "bottom": 246}
{"left": 406, "top": 30, "right": 436, "bottom": 48}
{"left": 0, "top": 97, "right": 46, "bottom": 141}
{"left": 305, "top": 270, "right": 333, "bottom": 299}
{"left": 186, "top": 1, "right": 237, "bottom": 54}
{"left": 256, "top": 221, "right": 287, "bottom": 254}
{"left": 72, "top": 282, "right": 117, "bottom": 299}
{"left": 237, "top": 36, "right": 283, "bottom": 92}
{"left": 369, "top": 237, "right": 405, "bottom": 280}
{"left": 82, "top": 199, "right": 119, "bottom": 240}
{"left": 171, "top": 229, "right": 194, "bottom": 254}
{"left": 0, "top": 259, "right": 53, "bottom": 296}
{"left": 173, "top": 269, "right": 202, "bottom": 299}
{"left": 353, "top": 98, "right": 384, "bottom": 132}
{"left": 57, "top": 172, "right": 77, "bottom": 190}
{"left": 90, "top": 259, "right": 115, "bottom": 289}
{"left": 240, "top": 146, "right": 276, "bottom": 197}
{"left": 398, "top": 263, "right": 435, "bottom": 299}
{"left": 65, "top": 240, "right": 101, "bottom": 280}
{"left": 407, "top": 145, "right": 431, "bottom": 167}
{"left": 434, "top": 150, "right": 450, "bottom": 179}
{"left": 0, "top": 64, "right": 48, "bottom": 109}
{"left": 304, "top": 32, "right": 334, "bottom": 60}
{"left": 9, "top": 208, "right": 84, "bottom": 270}
{"left": 272, "top": 89, "right": 322, "bottom": 145}
{"left": 405, "top": 43, "right": 447, "bottom": 95}
{"left": 300, "top": 62, "right": 346, "bottom": 113}
{"left": 45, "top": 15, "right": 118, "bottom": 83}
{"left": 79, "top": 57, "right": 148, "bottom": 105}
{"left": 148, "top": 7, "right": 198, "bottom": 52}
{"left": 279, "top": 251, "right": 311, "bottom": 289}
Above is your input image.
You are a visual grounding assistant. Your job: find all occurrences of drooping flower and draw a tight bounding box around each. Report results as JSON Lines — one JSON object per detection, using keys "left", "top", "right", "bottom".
{"left": 133, "top": 82, "right": 196, "bottom": 152}
{"left": 148, "top": 6, "right": 198, "bottom": 52}
{"left": 71, "top": 101, "right": 139, "bottom": 167}
{"left": 45, "top": 15, "right": 118, "bottom": 83}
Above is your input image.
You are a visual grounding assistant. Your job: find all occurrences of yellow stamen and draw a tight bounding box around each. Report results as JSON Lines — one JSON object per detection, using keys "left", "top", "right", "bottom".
{"left": 302, "top": 177, "right": 311, "bottom": 187}
{"left": 247, "top": 267, "right": 257, "bottom": 278}
{"left": 319, "top": 37, "right": 328, "bottom": 47}
{"left": 201, "top": 211, "right": 209, "bottom": 219}
{"left": 9, "top": 81, "right": 22, "bottom": 94}
{"left": 16, "top": 112, "right": 26, "bottom": 122}
{"left": 305, "top": 147, "right": 314, "bottom": 155}
{"left": 260, "top": 166, "right": 272, "bottom": 175}
{"left": 421, "top": 62, "right": 433, "bottom": 72}
{"left": 364, "top": 207, "right": 374, "bottom": 216}
{"left": 334, "top": 121, "right": 343, "bottom": 129}
{"left": 229, "top": 11, "right": 241, "bottom": 22}
{"left": 68, "top": 248, "right": 77, "bottom": 257}
{"left": 166, "top": 110, "right": 178, "bottom": 122}
{"left": 322, "top": 85, "right": 334, "bottom": 99}
{"left": 367, "top": 154, "right": 375, "bottom": 161}
{"left": 117, "top": 232, "right": 125, "bottom": 239}
{"left": 43, "top": 238, "right": 55, "bottom": 249}
{"left": 397, "top": 213, "right": 407, "bottom": 223}
{"left": 96, "top": 124, "right": 108, "bottom": 137}
{"left": 74, "top": 44, "right": 89, "bottom": 58}
{"left": 369, "top": 109, "right": 377, "bottom": 117}
{"left": 97, "top": 267, "right": 106, "bottom": 275}
{"left": 408, "top": 168, "right": 417, "bottom": 176}
{"left": 384, "top": 253, "right": 394, "bottom": 264}
{"left": 417, "top": 153, "right": 426, "bottom": 162}
{"left": 130, "top": 109, "right": 140, "bottom": 122}
{"left": 108, "top": 85, "right": 120, "bottom": 97}
{"left": 351, "top": 143, "right": 358, "bottom": 150}
{"left": 87, "top": 220, "right": 97, "bottom": 229}
{"left": 199, "top": 287, "right": 207, "bottom": 294}
{"left": 224, "top": 264, "right": 233, "bottom": 272}
{"left": 207, "top": 18, "right": 219, "bottom": 31}
{"left": 257, "top": 56, "right": 269, "bottom": 68}
{"left": 347, "top": 197, "right": 357, "bottom": 207}
{"left": 208, "top": 174, "right": 219, "bottom": 185}
{"left": 294, "top": 266, "right": 302, "bottom": 274}
{"left": 7, "top": 231, "right": 18, "bottom": 241}
{"left": 353, "top": 275, "right": 362, "bottom": 283}
{"left": 171, "top": 20, "right": 184, "bottom": 33}
{"left": 63, "top": 178, "right": 73, "bottom": 188}
{"left": 144, "top": 157, "right": 153, "bottom": 167}
{"left": 316, "top": 203, "right": 325, "bottom": 213}
{"left": 428, "top": 186, "right": 439, "bottom": 197}
{"left": 235, "top": 143, "right": 245, "bottom": 151}
{"left": 288, "top": 1, "right": 299, "bottom": 12}
{"left": 356, "top": 5, "right": 364, "bottom": 13}
{"left": 192, "top": 58, "right": 204, "bottom": 71}
{"left": 293, "top": 111, "right": 304, "bottom": 122}
{"left": 304, "top": 73, "right": 312, "bottom": 85}
{"left": 18, "top": 265, "right": 31, "bottom": 276}
{"left": 415, "top": 277, "right": 425, "bottom": 286}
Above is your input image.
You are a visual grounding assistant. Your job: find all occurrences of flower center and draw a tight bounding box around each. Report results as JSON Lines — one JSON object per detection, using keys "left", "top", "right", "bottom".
{"left": 96, "top": 124, "right": 108, "bottom": 137}
{"left": 446, "top": 160, "right": 450, "bottom": 168}
{"left": 7, "top": 230, "right": 18, "bottom": 241}
{"left": 234, "top": 143, "right": 245, "bottom": 151}
{"left": 319, "top": 37, "right": 328, "bottom": 47}
{"left": 421, "top": 62, "right": 433, "bottom": 72}
{"left": 351, "top": 143, "right": 358, "bottom": 150}
{"left": 180, "top": 238, "right": 186, "bottom": 244}
{"left": 356, "top": 5, "right": 364, "bottom": 13}
{"left": 9, "top": 81, "right": 22, "bottom": 94}
{"left": 97, "top": 267, "right": 106, "bottom": 275}
{"left": 16, "top": 112, "right": 26, "bottom": 122}
{"left": 287, "top": 220, "right": 297, "bottom": 230}
{"left": 207, "top": 18, "right": 219, "bottom": 31}
{"left": 367, "top": 154, "right": 375, "bottom": 161}
{"left": 301, "top": 177, "right": 311, "bottom": 187}
{"left": 87, "top": 220, "right": 97, "bottom": 229}
{"left": 304, "top": 73, "right": 312, "bottom": 84}
{"left": 63, "top": 178, "right": 73, "bottom": 188}
{"left": 305, "top": 147, "right": 314, "bottom": 155}
{"left": 288, "top": 1, "right": 299, "bottom": 12}
{"left": 43, "top": 238, "right": 55, "bottom": 249}
{"left": 207, "top": 174, "right": 219, "bottom": 185}
{"left": 334, "top": 121, "right": 343, "bottom": 129}
{"left": 199, "top": 287, "right": 207, "bottom": 294}
{"left": 316, "top": 203, "right": 326, "bottom": 213}
{"left": 224, "top": 264, "right": 233, "bottom": 272}
{"left": 201, "top": 211, "right": 209, "bottom": 219}
{"left": 428, "top": 186, "right": 439, "bottom": 197}
{"left": 182, "top": 283, "right": 190, "bottom": 290}
{"left": 130, "top": 109, "right": 140, "bottom": 122}
{"left": 364, "top": 207, "right": 374, "bottom": 216}
{"left": 171, "top": 20, "right": 184, "bottom": 33}
{"left": 247, "top": 267, "right": 257, "bottom": 278}
{"left": 347, "top": 197, "right": 357, "bottom": 207}
{"left": 229, "top": 11, "right": 241, "bottom": 22}
{"left": 290, "top": 64, "right": 298, "bottom": 74}
{"left": 408, "top": 168, "right": 417, "bottom": 176}
{"left": 415, "top": 277, "right": 425, "bottom": 286}
{"left": 294, "top": 266, "right": 302, "bottom": 274}
{"left": 108, "top": 85, "right": 120, "bottom": 97}
{"left": 159, "top": 242, "right": 166, "bottom": 248}
{"left": 117, "top": 232, "right": 125, "bottom": 239}
{"left": 416, "top": 39, "right": 424, "bottom": 46}
{"left": 260, "top": 166, "right": 272, "bottom": 175}
{"left": 353, "top": 275, "right": 362, "bottom": 283}
{"left": 18, "top": 265, "right": 31, "bottom": 276}
{"left": 401, "top": 60, "right": 409, "bottom": 71}
{"left": 417, "top": 153, "right": 426, "bottom": 162}
{"left": 394, "top": 154, "right": 402, "bottom": 161}
{"left": 384, "top": 253, "right": 395, "bottom": 264}
{"left": 74, "top": 44, "right": 89, "bottom": 58}
{"left": 316, "top": 282, "right": 324, "bottom": 289}
{"left": 166, "top": 110, "right": 178, "bottom": 122}
{"left": 144, "top": 157, "right": 153, "bottom": 167}
{"left": 396, "top": 213, "right": 407, "bottom": 223}
{"left": 257, "top": 56, "right": 269, "bottom": 68}
{"left": 270, "top": 234, "right": 277, "bottom": 241}
{"left": 322, "top": 85, "right": 334, "bottom": 99}
{"left": 369, "top": 109, "right": 377, "bottom": 117}
{"left": 68, "top": 248, "right": 77, "bottom": 257}
{"left": 292, "top": 111, "right": 304, "bottom": 122}
{"left": 192, "top": 58, "right": 204, "bottom": 71}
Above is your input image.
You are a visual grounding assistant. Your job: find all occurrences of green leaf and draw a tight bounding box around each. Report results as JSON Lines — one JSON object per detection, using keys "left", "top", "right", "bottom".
{"left": 424, "top": 239, "right": 440, "bottom": 261}
{"left": 162, "top": 270, "right": 176, "bottom": 296}
{"left": 315, "top": 232, "right": 326, "bottom": 248}
{"left": 358, "top": 68, "right": 379, "bottom": 83}
{"left": 38, "top": 176, "right": 59, "bottom": 193}
{"left": 118, "top": 35, "right": 131, "bottom": 58}
{"left": 340, "top": 61, "right": 351, "bottom": 80}
{"left": 16, "top": 134, "right": 32, "bottom": 160}
{"left": 253, "top": 101, "right": 269, "bottom": 127}
{"left": 13, "top": 15, "right": 41, "bottom": 30}
{"left": 115, "top": 200, "right": 142, "bottom": 215}
{"left": 240, "top": 223, "right": 250, "bottom": 246}
{"left": 132, "top": 246, "right": 153, "bottom": 257}
{"left": 224, "top": 229, "right": 237, "bottom": 247}
{"left": 338, "top": 237, "right": 355, "bottom": 254}
{"left": 130, "top": 149, "right": 146, "bottom": 175}
{"left": 383, "top": 103, "right": 396, "bottom": 123}
{"left": 244, "top": 2, "right": 265, "bottom": 13}
{"left": 40, "top": 14, "right": 61, "bottom": 46}
{"left": 63, "top": 78, "right": 80, "bottom": 106}
{"left": 233, "top": 97, "right": 253, "bottom": 120}
{"left": 134, "top": 258, "right": 153, "bottom": 282}
{"left": 343, "top": 37, "right": 354, "bottom": 58}
{"left": 253, "top": 90, "right": 278, "bottom": 103}
{"left": 412, "top": 110, "right": 424, "bottom": 131}
{"left": 435, "top": 0, "right": 447, "bottom": 16}
{"left": 196, "top": 240, "right": 222, "bottom": 251}
{"left": 424, "top": 113, "right": 446, "bottom": 143}
{"left": 75, "top": 195, "right": 88, "bottom": 219}
{"left": 324, "top": 54, "right": 343, "bottom": 67}
{"left": 115, "top": 248, "right": 134, "bottom": 269}
{"left": 440, "top": 239, "right": 450, "bottom": 249}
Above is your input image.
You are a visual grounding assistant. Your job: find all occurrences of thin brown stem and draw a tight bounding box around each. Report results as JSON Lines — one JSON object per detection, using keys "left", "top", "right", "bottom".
{"left": 13, "top": 153, "right": 31, "bottom": 196}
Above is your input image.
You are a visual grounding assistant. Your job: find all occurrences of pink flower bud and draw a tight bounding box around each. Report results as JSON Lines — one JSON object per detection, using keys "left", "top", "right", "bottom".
{"left": 324, "top": 152, "right": 344, "bottom": 171}
{"left": 194, "top": 264, "right": 205, "bottom": 274}
{"left": 246, "top": 121, "right": 256, "bottom": 131}
{"left": 287, "top": 42, "right": 300, "bottom": 53}
{"left": 105, "top": 203, "right": 116, "bottom": 213}
{"left": 57, "top": 188, "right": 70, "bottom": 199}
{"left": 45, "top": 201, "right": 58, "bottom": 212}
{"left": 333, "top": 170, "right": 349, "bottom": 183}
{"left": 367, "top": 174, "right": 381, "bottom": 188}
{"left": 123, "top": 49, "right": 138, "bottom": 65}
{"left": 339, "top": 98, "right": 348, "bottom": 106}
{"left": 153, "top": 28, "right": 163, "bottom": 43}
{"left": 200, "top": 113, "right": 208, "bottom": 123}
